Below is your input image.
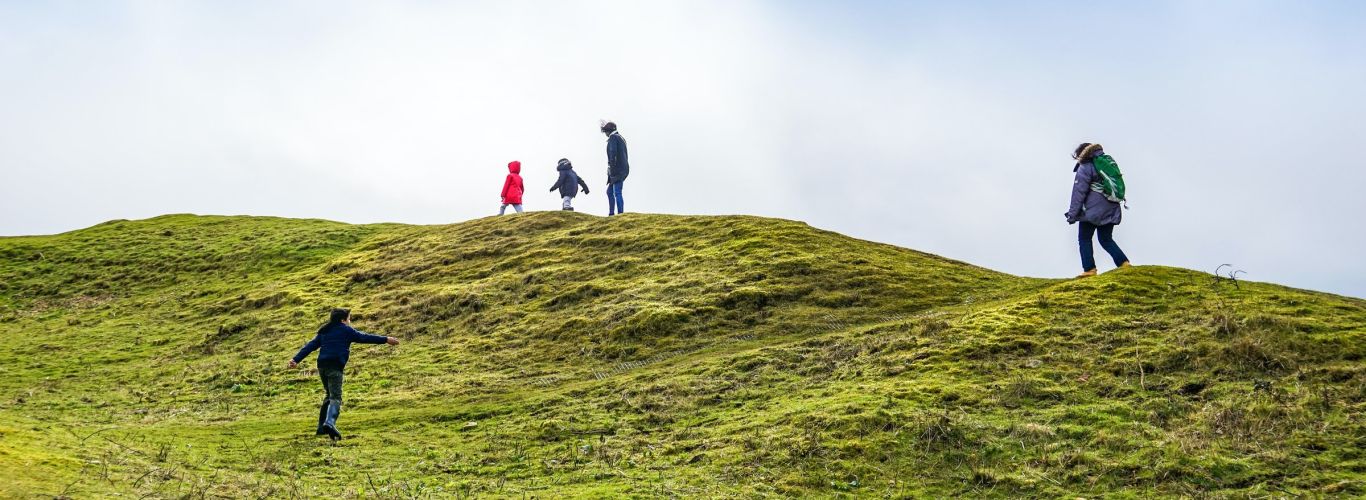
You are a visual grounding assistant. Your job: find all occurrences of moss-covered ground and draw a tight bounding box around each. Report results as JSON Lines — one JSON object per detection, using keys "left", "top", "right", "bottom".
{"left": 0, "top": 212, "right": 1361, "bottom": 498}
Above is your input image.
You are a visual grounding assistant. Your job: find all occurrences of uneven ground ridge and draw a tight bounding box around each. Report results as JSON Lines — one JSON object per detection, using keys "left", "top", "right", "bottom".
{"left": 0, "top": 212, "right": 1362, "bottom": 498}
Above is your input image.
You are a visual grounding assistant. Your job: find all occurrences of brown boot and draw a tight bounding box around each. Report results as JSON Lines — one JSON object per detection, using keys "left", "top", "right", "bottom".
{"left": 1119, "top": 261, "right": 1132, "bottom": 268}
{"left": 1076, "top": 269, "right": 1097, "bottom": 278}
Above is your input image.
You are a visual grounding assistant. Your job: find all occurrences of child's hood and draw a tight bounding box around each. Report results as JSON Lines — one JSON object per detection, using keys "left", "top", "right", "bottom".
{"left": 507, "top": 161, "right": 521, "bottom": 174}
{"left": 556, "top": 159, "right": 573, "bottom": 171}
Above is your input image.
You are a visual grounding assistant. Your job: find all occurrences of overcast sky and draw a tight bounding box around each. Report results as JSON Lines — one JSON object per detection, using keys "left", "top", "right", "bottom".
{"left": 2, "top": 1, "right": 1364, "bottom": 298}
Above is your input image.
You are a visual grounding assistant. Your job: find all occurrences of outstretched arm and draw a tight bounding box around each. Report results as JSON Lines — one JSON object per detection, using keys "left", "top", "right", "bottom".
{"left": 347, "top": 325, "right": 398, "bottom": 345}
{"left": 549, "top": 172, "right": 565, "bottom": 192}
{"left": 289, "top": 334, "right": 322, "bottom": 367}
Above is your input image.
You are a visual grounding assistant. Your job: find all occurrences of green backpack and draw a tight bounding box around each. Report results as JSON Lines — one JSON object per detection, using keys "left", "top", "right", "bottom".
{"left": 1090, "top": 154, "right": 1126, "bottom": 204}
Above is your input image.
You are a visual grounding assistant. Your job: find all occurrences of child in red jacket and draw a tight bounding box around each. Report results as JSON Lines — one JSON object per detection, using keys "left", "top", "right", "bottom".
{"left": 499, "top": 161, "right": 524, "bottom": 214}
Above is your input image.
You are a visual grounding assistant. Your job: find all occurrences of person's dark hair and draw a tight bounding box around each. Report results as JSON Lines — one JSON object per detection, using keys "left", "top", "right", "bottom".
{"left": 318, "top": 308, "right": 350, "bottom": 335}
{"left": 600, "top": 121, "right": 617, "bottom": 134}
{"left": 1073, "top": 142, "right": 1106, "bottom": 163}
{"left": 1073, "top": 143, "right": 1092, "bottom": 161}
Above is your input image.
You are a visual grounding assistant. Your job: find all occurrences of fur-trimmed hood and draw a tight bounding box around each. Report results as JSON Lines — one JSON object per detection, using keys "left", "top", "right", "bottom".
{"left": 1075, "top": 143, "right": 1104, "bottom": 162}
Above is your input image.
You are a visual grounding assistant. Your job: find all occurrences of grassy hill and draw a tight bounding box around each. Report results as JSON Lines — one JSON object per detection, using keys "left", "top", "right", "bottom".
{"left": 0, "top": 212, "right": 1361, "bottom": 498}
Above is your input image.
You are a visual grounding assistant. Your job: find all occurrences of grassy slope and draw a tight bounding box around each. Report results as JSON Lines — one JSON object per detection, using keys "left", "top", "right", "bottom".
{"left": 0, "top": 213, "right": 1361, "bottom": 498}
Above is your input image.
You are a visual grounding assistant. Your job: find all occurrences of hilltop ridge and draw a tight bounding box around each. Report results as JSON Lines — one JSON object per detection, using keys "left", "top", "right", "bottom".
{"left": 0, "top": 213, "right": 1362, "bottom": 497}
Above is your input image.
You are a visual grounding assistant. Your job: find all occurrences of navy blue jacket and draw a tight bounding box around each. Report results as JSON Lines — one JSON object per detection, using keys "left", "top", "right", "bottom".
{"left": 606, "top": 132, "right": 629, "bottom": 184}
{"left": 549, "top": 161, "right": 590, "bottom": 198}
{"left": 292, "top": 323, "right": 388, "bottom": 366}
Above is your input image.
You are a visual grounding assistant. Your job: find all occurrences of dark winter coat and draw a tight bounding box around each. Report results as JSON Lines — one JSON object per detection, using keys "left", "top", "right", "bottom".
{"left": 291, "top": 323, "right": 389, "bottom": 367}
{"left": 606, "top": 132, "right": 629, "bottom": 184}
{"left": 1066, "top": 159, "right": 1123, "bottom": 226}
{"left": 501, "top": 161, "right": 524, "bottom": 204}
{"left": 550, "top": 160, "right": 590, "bottom": 198}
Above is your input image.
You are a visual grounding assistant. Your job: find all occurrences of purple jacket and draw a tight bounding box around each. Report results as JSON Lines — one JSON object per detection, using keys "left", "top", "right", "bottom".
{"left": 1066, "top": 161, "right": 1122, "bottom": 226}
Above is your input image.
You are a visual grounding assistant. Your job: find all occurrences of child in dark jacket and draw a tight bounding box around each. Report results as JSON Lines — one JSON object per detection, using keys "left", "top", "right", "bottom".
{"left": 548, "top": 158, "right": 590, "bottom": 211}
{"left": 499, "top": 161, "right": 524, "bottom": 215}
{"left": 289, "top": 308, "right": 399, "bottom": 441}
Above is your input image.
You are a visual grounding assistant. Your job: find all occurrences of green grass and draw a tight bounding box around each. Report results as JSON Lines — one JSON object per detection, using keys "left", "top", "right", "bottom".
{"left": 0, "top": 212, "right": 1362, "bottom": 498}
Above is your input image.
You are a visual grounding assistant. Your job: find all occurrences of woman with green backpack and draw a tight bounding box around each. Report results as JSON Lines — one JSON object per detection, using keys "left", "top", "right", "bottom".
{"left": 1065, "top": 142, "right": 1130, "bottom": 277}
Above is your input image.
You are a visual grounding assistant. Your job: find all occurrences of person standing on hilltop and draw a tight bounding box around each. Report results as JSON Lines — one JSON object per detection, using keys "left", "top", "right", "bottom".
{"left": 288, "top": 308, "right": 399, "bottom": 441}
{"left": 549, "top": 158, "right": 590, "bottom": 211}
{"left": 601, "top": 120, "right": 629, "bottom": 215}
{"left": 499, "top": 160, "right": 525, "bottom": 215}
{"left": 1065, "top": 142, "right": 1131, "bottom": 278}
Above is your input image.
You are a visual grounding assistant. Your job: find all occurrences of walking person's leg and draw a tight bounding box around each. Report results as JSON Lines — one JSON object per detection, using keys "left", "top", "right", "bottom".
{"left": 606, "top": 183, "right": 617, "bottom": 215}
{"left": 513, "top": 204, "right": 523, "bottom": 213}
{"left": 1095, "top": 224, "right": 1130, "bottom": 267}
{"left": 612, "top": 181, "right": 624, "bottom": 214}
{"left": 316, "top": 401, "right": 328, "bottom": 434}
{"left": 1078, "top": 222, "right": 1098, "bottom": 274}
{"left": 316, "top": 367, "right": 330, "bottom": 434}
{"left": 319, "top": 360, "right": 344, "bottom": 440}
{"left": 562, "top": 196, "right": 573, "bottom": 211}
{"left": 499, "top": 204, "right": 508, "bottom": 215}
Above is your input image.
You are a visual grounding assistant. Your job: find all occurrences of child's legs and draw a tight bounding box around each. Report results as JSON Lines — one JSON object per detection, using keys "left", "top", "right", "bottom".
{"left": 562, "top": 196, "right": 573, "bottom": 210}
{"left": 499, "top": 204, "right": 508, "bottom": 215}
{"left": 319, "top": 363, "right": 343, "bottom": 403}
{"left": 1095, "top": 224, "right": 1129, "bottom": 266}
{"left": 1078, "top": 222, "right": 1098, "bottom": 272}
{"left": 513, "top": 204, "right": 523, "bottom": 213}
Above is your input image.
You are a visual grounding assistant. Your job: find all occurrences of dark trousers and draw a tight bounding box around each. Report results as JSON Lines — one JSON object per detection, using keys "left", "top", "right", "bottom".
{"left": 317, "top": 359, "right": 344, "bottom": 430}
{"left": 1079, "top": 222, "right": 1129, "bottom": 272}
{"left": 606, "top": 181, "right": 624, "bottom": 215}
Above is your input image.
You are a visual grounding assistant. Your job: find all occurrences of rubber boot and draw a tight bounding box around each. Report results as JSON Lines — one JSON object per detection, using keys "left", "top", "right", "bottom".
{"left": 1076, "top": 269, "right": 1097, "bottom": 278}
{"left": 321, "top": 399, "right": 342, "bottom": 441}
{"left": 315, "top": 401, "right": 328, "bottom": 435}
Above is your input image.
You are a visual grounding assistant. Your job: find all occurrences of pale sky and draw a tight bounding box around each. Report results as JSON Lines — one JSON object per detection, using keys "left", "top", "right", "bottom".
{"left": 2, "top": 1, "right": 1364, "bottom": 298}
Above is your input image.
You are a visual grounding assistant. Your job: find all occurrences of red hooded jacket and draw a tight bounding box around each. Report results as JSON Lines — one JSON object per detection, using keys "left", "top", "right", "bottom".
{"left": 501, "top": 161, "right": 524, "bottom": 204}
